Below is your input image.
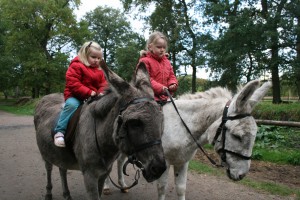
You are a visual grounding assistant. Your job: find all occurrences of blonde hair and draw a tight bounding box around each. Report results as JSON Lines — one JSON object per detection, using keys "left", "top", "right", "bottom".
{"left": 78, "top": 41, "right": 102, "bottom": 66}
{"left": 146, "top": 31, "right": 168, "bottom": 51}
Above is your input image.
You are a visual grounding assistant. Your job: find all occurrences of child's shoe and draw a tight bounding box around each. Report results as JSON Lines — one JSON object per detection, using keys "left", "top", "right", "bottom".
{"left": 54, "top": 132, "right": 65, "bottom": 147}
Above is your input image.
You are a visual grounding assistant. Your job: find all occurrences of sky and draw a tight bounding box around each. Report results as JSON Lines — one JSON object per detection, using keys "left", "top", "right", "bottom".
{"left": 75, "top": 0, "right": 209, "bottom": 79}
{"left": 74, "top": 0, "right": 145, "bottom": 36}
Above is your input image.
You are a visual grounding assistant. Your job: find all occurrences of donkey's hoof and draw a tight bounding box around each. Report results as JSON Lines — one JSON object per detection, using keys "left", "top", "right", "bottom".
{"left": 121, "top": 188, "right": 129, "bottom": 193}
{"left": 103, "top": 188, "right": 111, "bottom": 195}
{"left": 45, "top": 194, "right": 52, "bottom": 200}
{"left": 63, "top": 192, "right": 73, "bottom": 200}
{"left": 65, "top": 196, "right": 73, "bottom": 200}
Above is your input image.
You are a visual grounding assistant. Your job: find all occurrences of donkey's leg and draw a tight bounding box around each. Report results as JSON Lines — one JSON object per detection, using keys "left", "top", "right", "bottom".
{"left": 44, "top": 161, "right": 53, "bottom": 200}
{"left": 103, "top": 176, "right": 111, "bottom": 195}
{"left": 102, "top": 167, "right": 112, "bottom": 195}
{"left": 156, "top": 163, "right": 170, "bottom": 200}
{"left": 83, "top": 170, "right": 101, "bottom": 200}
{"left": 59, "top": 168, "right": 72, "bottom": 200}
{"left": 98, "top": 173, "right": 109, "bottom": 197}
{"left": 173, "top": 162, "right": 189, "bottom": 200}
{"left": 117, "top": 153, "right": 128, "bottom": 193}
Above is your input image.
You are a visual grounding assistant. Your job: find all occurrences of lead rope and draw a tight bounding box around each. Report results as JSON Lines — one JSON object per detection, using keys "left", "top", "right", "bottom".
{"left": 164, "top": 89, "right": 222, "bottom": 167}
{"left": 92, "top": 117, "right": 141, "bottom": 191}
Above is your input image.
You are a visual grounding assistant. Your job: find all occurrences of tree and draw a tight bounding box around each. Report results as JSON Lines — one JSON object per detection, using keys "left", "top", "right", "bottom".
{"left": 114, "top": 36, "right": 146, "bottom": 81}
{"left": 286, "top": 0, "right": 300, "bottom": 100}
{"left": 202, "top": 0, "right": 268, "bottom": 90}
{"left": 203, "top": 0, "right": 297, "bottom": 103}
{"left": 83, "top": 6, "right": 141, "bottom": 71}
{"left": 0, "top": 0, "right": 81, "bottom": 98}
{"left": 0, "top": 10, "right": 15, "bottom": 98}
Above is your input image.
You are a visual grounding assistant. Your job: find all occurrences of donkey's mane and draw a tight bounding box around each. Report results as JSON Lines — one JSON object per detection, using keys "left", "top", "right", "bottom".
{"left": 178, "top": 86, "right": 232, "bottom": 100}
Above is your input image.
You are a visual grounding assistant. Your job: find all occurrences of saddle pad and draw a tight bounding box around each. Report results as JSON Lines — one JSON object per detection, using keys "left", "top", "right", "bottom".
{"left": 65, "top": 105, "right": 83, "bottom": 146}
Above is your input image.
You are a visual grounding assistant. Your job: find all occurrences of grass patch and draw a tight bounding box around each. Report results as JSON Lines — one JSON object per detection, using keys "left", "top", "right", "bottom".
{"left": 241, "top": 178, "right": 300, "bottom": 198}
{"left": 189, "top": 160, "right": 224, "bottom": 176}
{"left": 0, "top": 98, "right": 38, "bottom": 116}
{"left": 189, "top": 159, "right": 300, "bottom": 199}
{"left": 252, "top": 148, "right": 300, "bottom": 165}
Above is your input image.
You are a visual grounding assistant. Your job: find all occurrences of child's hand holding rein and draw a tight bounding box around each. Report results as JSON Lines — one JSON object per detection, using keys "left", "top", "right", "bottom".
{"left": 168, "top": 84, "right": 177, "bottom": 92}
{"left": 91, "top": 91, "right": 96, "bottom": 97}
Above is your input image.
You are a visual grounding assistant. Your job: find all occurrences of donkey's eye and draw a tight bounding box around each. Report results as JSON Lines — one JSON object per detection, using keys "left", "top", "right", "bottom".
{"left": 126, "top": 119, "right": 144, "bottom": 131}
{"left": 232, "top": 134, "right": 242, "bottom": 141}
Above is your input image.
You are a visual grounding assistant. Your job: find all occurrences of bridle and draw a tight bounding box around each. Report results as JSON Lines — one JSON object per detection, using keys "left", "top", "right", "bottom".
{"left": 90, "top": 96, "right": 162, "bottom": 190}
{"left": 165, "top": 90, "right": 253, "bottom": 168}
{"left": 117, "top": 97, "right": 162, "bottom": 169}
{"left": 212, "top": 100, "right": 252, "bottom": 168}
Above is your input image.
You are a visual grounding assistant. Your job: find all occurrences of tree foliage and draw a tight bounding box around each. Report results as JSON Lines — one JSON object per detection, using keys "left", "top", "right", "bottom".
{"left": 81, "top": 6, "right": 145, "bottom": 80}
{"left": 0, "top": 0, "right": 299, "bottom": 103}
{"left": 0, "top": 0, "right": 81, "bottom": 98}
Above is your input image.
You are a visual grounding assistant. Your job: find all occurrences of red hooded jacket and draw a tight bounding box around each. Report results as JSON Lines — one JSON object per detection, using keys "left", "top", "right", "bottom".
{"left": 139, "top": 52, "right": 178, "bottom": 101}
{"left": 63, "top": 56, "right": 108, "bottom": 101}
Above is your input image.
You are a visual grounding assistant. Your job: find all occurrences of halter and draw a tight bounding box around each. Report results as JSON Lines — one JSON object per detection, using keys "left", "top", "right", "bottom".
{"left": 212, "top": 100, "right": 252, "bottom": 167}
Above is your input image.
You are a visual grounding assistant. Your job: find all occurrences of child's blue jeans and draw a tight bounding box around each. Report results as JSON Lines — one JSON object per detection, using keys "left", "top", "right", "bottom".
{"left": 54, "top": 97, "right": 81, "bottom": 135}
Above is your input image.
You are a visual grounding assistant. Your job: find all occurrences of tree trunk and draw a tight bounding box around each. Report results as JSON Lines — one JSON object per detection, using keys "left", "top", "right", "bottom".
{"left": 256, "top": 119, "right": 300, "bottom": 128}
{"left": 295, "top": 15, "right": 300, "bottom": 100}
{"left": 180, "top": 0, "right": 197, "bottom": 93}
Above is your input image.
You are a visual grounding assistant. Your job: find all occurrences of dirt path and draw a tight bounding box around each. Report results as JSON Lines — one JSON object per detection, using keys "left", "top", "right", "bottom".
{"left": 0, "top": 111, "right": 296, "bottom": 200}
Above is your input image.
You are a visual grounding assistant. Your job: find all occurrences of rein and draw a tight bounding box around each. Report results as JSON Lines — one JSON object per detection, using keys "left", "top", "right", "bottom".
{"left": 164, "top": 89, "right": 220, "bottom": 167}
{"left": 91, "top": 96, "right": 160, "bottom": 191}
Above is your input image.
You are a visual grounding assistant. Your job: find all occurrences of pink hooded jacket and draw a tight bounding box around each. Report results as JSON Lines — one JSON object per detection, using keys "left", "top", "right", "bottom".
{"left": 139, "top": 52, "right": 178, "bottom": 101}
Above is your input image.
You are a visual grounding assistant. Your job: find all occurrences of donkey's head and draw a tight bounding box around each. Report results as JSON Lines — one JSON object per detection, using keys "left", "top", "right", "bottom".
{"left": 212, "top": 80, "right": 271, "bottom": 181}
{"left": 101, "top": 61, "right": 166, "bottom": 182}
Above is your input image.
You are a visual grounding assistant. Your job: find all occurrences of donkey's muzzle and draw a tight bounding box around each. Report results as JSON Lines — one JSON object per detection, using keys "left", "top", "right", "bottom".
{"left": 142, "top": 155, "right": 166, "bottom": 182}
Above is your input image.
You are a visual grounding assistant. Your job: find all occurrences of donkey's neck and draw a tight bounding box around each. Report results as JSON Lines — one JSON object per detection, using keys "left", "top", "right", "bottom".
{"left": 173, "top": 98, "right": 229, "bottom": 144}
{"left": 198, "top": 100, "right": 230, "bottom": 145}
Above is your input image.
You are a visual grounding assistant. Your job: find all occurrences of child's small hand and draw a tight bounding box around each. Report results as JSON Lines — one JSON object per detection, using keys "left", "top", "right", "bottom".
{"left": 91, "top": 91, "right": 96, "bottom": 97}
{"left": 162, "top": 86, "right": 168, "bottom": 93}
{"left": 168, "top": 84, "right": 177, "bottom": 91}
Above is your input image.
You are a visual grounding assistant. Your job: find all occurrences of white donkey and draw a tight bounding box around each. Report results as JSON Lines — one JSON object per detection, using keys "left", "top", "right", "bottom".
{"left": 104, "top": 80, "right": 272, "bottom": 200}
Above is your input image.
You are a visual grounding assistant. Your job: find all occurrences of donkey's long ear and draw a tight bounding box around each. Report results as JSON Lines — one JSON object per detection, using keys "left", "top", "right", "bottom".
{"left": 249, "top": 81, "right": 272, "bottom": 110}
{"left": 134, "top": 62, "right": 154, "bottom": 97}
{"left": 230, "top": 80, "right": 260, "bottom": 113}
{"left": 100, "top": 59, "right": 130, "bottom": 96}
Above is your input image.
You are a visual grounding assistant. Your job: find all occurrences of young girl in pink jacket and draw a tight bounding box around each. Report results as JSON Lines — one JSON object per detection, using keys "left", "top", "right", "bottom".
{"left": 139, "top": 31, "right": 178, "bottom": 103}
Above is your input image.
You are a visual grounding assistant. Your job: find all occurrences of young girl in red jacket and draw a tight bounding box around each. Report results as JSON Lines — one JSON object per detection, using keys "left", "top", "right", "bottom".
{"left": 54, "top": 41, "right": 108, "bottom": 147}
{"left": 139, "top": 31, "right": 178, "bottom": 103}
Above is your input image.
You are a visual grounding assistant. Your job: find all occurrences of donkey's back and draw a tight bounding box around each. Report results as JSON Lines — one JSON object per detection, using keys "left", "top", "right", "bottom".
{"left": 34, "top": 93, "right": 79, "bottom": 169}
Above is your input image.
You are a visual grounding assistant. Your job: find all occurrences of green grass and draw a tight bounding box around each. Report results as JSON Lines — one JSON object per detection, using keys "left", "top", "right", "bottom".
{"left": 189, "top": 160, "right": 300, "bottom": 199}
{"left": 252, "top": 148, "right": 300, "bottom": 165}
{"left": 189, "top": 160, "right": 224, "bottom": 176}
{"left": 0, "top": 98, "right": 37, "bottom": 115}
{"left": 240, "top": 178, "right": 300, "bottom": 198}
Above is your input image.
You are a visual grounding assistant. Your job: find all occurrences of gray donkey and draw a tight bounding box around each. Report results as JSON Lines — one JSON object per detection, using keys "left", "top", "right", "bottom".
{"left": 34, "top": 62, "right": 166, "bottom": 200}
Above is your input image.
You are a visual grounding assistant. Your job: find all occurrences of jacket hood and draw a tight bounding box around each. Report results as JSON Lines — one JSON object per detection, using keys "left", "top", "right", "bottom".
{"left": 70, "top": 56, "right": 81, "bottom": 65}
{"left": 146, "top": 52, "right": 167, "bottom": 62}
